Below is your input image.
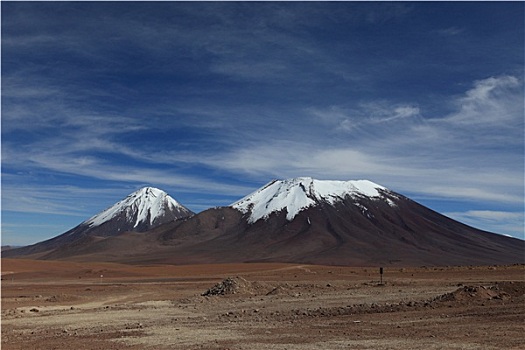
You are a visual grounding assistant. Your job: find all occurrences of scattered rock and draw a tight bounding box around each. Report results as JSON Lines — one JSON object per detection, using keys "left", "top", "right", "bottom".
{"left": 202, "top": 277, "right": 252, "bottom": 296}
{"left": 46, "top": 294, "right": 78, "bottom": 303}
{"left": 433, "top": 285, "right": 506, "bottom": 303}
{"left": 266, "top": 285, "right": 291, "bottom": 296}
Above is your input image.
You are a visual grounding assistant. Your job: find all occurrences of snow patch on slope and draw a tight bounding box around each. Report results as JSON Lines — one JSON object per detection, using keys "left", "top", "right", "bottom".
{"left": 232, "top": 177, "right": 392, "bottom": 223}
{"left": 85, "top": 187, "right": 186, "bottom": 228}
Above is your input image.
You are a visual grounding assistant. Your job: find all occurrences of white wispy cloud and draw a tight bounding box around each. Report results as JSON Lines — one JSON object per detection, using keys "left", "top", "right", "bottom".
{"left": 211, "top": 60, "right": 289, "bottom": 81}
{"left": 196, "top": 142, "right": 523, "bottom": 205}
{"left": 308, "top": 102, "right": 421, "bottom": 132}
{"left": 0, "top": 181, "right": 124, "bottom": 217}
{"left": 456, "top": 210, "right": 524, "bottom": 221}
{"left": 445, "top": 75, "right": 522, "bottom": 127}
{"left": 6, "top": 150, "right": 254, "bottom": 199}
{"left": 2, "top": 2, "right": 523, "bottom": 243}
{"left": 1, "top": 223, "right": 77, "bottom": 246}
{"left": 444, "top": 210, "right": 524, "bottom": 238}
{"left": 3, "top": 72, "right": 522, "bottom": 209}
{"left": 434, "top": 27, "right": 464, "bottom": 36}
{"left": 191, "top": 75, "right": 523, "bottom": 206}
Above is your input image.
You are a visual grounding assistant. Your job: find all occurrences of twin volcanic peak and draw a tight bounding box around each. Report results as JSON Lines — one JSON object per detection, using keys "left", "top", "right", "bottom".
{"left": 6, "top": 178, "right": 523, "bottom": 266}
{"left": 89, "top": 179, "right": 391, "bottom": 229}
{"left": 231, "top": 177, "right": 396, "bottom": 223}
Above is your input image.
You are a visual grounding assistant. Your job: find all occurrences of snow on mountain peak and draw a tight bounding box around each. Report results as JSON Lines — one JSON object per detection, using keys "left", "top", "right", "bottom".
{"left": 231, "top": 177, "right": 391, "bottom": 223}
{"left": 85, "top": 187, "right": 188, "bottom": 228}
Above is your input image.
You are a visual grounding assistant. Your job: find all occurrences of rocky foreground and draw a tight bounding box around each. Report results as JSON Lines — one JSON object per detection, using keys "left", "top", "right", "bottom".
{"left": 1, "top": 260, "right": 524, "bottom": 350}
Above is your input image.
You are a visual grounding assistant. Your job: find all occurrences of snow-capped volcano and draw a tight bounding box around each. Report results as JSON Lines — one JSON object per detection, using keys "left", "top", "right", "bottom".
{"left": 6, "top": 180, "right": 523, "bottom": 267}
{"left": 85, "top": 187, "right": 192, "bottom": 230}
{"left": 4, "top": 187, "right": 194, "bottom": 259}
{"left": 232, "top": 177, "right": 395, "bottom": 223}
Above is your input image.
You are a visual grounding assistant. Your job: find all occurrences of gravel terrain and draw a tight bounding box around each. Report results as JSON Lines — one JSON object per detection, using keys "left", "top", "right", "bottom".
{"left": 2, "top": 260, "right": 524, "bottom": 349}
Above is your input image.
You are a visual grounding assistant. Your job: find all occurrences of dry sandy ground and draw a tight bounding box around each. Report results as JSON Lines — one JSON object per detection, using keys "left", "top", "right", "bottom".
{"left": 1, "top": 259, "right": 524, "bottom": 350}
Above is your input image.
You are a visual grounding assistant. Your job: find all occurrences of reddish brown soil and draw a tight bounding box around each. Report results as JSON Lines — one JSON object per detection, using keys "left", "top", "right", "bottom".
{"left": 2, "top": 259, "right": 524, "bottom": 349}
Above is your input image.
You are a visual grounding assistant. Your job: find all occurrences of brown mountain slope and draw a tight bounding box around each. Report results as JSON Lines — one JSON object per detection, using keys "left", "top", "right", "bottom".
{"left": 10, "top": 193, "right": 522, "bottom": 267}
{"left": 146, "top": 195, "right": 523, "bottom": 266}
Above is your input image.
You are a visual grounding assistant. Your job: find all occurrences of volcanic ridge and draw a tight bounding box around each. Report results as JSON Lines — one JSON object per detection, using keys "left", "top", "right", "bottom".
{"left": 4, "top": 178, "right": 523, "bottom": 266}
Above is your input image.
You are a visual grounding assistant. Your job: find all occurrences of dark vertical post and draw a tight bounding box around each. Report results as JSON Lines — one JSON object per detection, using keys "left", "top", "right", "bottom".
{"left": 379, "top": 267, "right": 383, "bottom": 284}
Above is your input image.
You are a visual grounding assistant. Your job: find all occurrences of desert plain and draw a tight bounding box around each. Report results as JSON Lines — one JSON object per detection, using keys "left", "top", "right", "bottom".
{"left": 1, "top": 259, "right": 524, "bottom": 350}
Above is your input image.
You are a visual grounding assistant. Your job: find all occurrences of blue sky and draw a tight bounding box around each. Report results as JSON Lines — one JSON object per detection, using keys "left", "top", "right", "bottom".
{"left": 2, "top": 1, "right": 524, "bottom": 245}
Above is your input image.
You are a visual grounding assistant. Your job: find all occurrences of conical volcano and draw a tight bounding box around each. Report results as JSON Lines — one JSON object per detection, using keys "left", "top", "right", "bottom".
{"left": 4, "top": 187, "right": 193, "bottom": 259}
